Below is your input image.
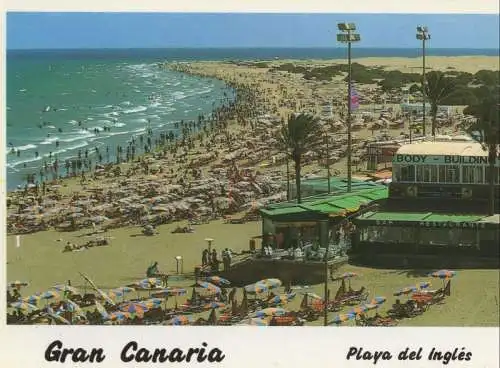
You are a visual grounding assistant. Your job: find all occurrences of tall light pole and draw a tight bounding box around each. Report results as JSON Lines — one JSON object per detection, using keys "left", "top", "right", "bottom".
{"left": 337, "top": 23, "right": 361, "bottom": 193}
{"left": 324, "top": 129, "right": 331, "bottom": 193}
{"left": 416, "top": 26, "right": 430, "bottom": 136}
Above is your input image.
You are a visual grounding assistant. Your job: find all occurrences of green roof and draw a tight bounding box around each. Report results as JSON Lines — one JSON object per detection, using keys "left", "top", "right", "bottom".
{"left": 260, "top": 187, "right": 388, "bottom": 220}
{"left": 355, "top": 211, "right": 484, "bottom": 224}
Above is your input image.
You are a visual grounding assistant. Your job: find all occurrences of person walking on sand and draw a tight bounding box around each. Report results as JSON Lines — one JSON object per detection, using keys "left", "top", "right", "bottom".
{"left": 211, "top": 249, "right": 219, "bottom": 273}
{"left": 202, "top": 249, "right": 209, "bottom": 267}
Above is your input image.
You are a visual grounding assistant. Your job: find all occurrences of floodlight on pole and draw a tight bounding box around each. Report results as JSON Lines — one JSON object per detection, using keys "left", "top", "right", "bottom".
{"left": 416, "top": 25, "right": 431, "bottom": 136}
{"left": 337, "top": 22, "right": 361, "bottom": 193}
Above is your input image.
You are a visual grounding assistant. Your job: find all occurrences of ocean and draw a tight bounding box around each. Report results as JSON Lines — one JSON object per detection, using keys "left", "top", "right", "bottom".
{"left": 5, "top": 47, "right": 498, "bottom": 190}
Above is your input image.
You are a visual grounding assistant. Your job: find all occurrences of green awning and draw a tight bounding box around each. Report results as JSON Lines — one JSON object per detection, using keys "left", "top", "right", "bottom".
{"left": 354, "top": 211, "right": 486, "bottom": 226}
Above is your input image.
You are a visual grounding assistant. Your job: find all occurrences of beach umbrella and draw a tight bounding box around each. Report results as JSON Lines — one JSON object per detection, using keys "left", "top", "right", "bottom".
{"left": 114, "top": 286, "right": 135, "bottom": 294}
{"left": 394, "top": 286, "right": 418, "bottom": 297}
{"left": 107, "top": 290, "right": 124, "bottom": 300}
{"left": 9, "top": 281, "right": 29, "bottom": 289}
{"left": 330, "top": 313, "right": 356, "bottom": 325}
{"left": 120, "top": 303, "right": 148, "bottom": 318}
{"left": 431, "top": 270, "right": 456, "bottom": 280}
{"left": 22, "top": 294, "right": 41, "bottom": 305}
{"left": 244, "top": 283, "right": 268, "bottom": 294}
{"left": 418, "top": 282, "right": 431, "bottom": 290}
{"left": 258, "top": 278, "right": 282, "bottom": 288}
{"left": 204, "top": 302, "right": 226, "bottom": 310}
{"left": 368, "top": 296, "right": 386, "bottom": 305}
{"left": 65, "top": 300, "right": 85, "bottom": 317}
{"left": 10, "top": 301, "right": 39, "bottom": 312}
{"left": 140, "top": 298, "right": 163, "bottom": 309}
{"left": 168, "top": 315, "right": 195, "bottom": 326}
{"left": 94, "top": 301, "right": 109, "bottom": 319}
{"left": 348, "top": 305, "right": 368, "bottom": 315}
{"left": 339, "top": 272, "right": 359, "bottom": 279}
{"left": 251, "top": 307, "right": 288, "bottom": 318}
{"left": 40, "top": 290, "right": 61, "bottom": 301}
{"left": 205, "top": 276, "right": 231, "bottom": 286}
{"left": 152, "top": 287, "right": 187, "bottom": 297}
{"left": 238, "top": 317, "right": 269, "bottom": 326}
{"left": 363, "top": 303, "right": 379, "bottom": 311}
{"left": 109, "top": 311, "right": 132, "bottom": 322}
{"left": 137, "top": 278, "right": 163, "bottom": 289}
{"left": 268, "top": 293, "right": 296, "bottom": 306}
{"left": 196, "top": 281, "right": 221, "bottom": 294}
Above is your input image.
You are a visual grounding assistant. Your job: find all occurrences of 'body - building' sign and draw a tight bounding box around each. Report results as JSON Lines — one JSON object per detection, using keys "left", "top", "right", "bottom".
{"left": 393, "top": 154, "right": 500, "bottom": 166}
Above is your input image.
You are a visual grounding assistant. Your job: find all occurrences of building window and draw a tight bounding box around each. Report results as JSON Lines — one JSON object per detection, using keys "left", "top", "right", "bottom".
{"left": 462, "top": 166, "right": 475, "bottom": 184}
{"left": 473, "top": 166, "right": 484, "bottom": 184}
{"left": 393, "top": 165, "right": 400, "bottom": 182}
{"left": 447, "top": 166, "right": 460, "bottom": 183}
{"left": 416, "top": 166, "right": 425, "bottom": 182}
{"left": 400, "top": 165, "right": 415, "bottom": 182}
{"left": 430, "top": 165, "right": 438, "bottom": 183}
{"left": 438, "top": 165, "right": 447, "bottom": 183}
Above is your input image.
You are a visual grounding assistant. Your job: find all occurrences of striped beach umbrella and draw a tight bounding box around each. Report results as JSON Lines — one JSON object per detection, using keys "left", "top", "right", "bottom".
{"left": 252, "top": 307, "right": 288, "bottom": 318}
{"left": 120, "top": 303, "right": 148, "bottom": 318}
{"left": 244, "top": 283, "right": 268, "bottom": 294}
{"left": 40, "top": 290, "right": 61, "bottom": 301}
{"left": 205, "top": 276, "right": 231, "bottom": 286}
{"left": 204, "top": 302, "right": 226, "bottom": 310}
{"left": 369, "top": 296, "right": 386, "bottom": 305}
{"left": 418, "top": 282, "right": 431, "bottom": 290}
{"left": 196, "top": 281, "right": 221, "bottom": 294}
{"left": 114, "top": 286, "right": 135, "bottom": 294}
{"left": 168, "top": 315, "right": 195, "bottom": 326}
{"left": 137, "top": 278, "right": 163, "bottom": 289}
{"left": 152, "top": 287, "right": 187, "bottom": 297}
{"left": 330, "top": 313, "right": 356, "bottom": 325}
{"left": 431, "top": 270, "right": 456, "bottom": 280}
{"left": 10, "top": 301, "right": 39, "bottom": 312}
{"left": 109, "top": 311, "right": 132, "bottom": 322}
{"left": 348, "top": 305, "right": 368, "bottom": 315}
{"left": 363, "top": 303, "right": 379, "bottom": 311}
{"left": 140, "top": 298, "right": 163, "bottom": 309}
{"left": 268, "top": 293, "right": 296, "bottom": 306}
{"left": 258, "top": 278, "right": 282, "bottom": 288}
{"left": 394, "top": 286, "right": 418, "bottom": 296}
{"left": 22, "top": 294, "right": 41, "bottom": 305}
{"left": 107, "top": 290, "right": 124, "bottom": 300}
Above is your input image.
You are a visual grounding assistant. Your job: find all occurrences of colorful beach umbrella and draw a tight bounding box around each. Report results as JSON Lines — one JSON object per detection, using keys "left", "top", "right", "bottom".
{"left": 369, "top": 296, "right": 386, "bottom": 305}
{"left": 363, "top": 303, "right": 379, "bottom": 311}
{"left": 330, "top": 313, "right": 356, "bottom": 324}
{"left": 107, "top": 290, "right": 124, "bottom": 300}
{"left": 431, "top": 270, "right": 456, "bottom": 280}
{"left": 348, "top": 305, "right": 368, "bottom": 315}
{"left": 9, "top": 281, "right": 29, "bottom": 289}
{"left": 258, "top": 278, "right": 282, "bottom": 288}
{"left": 10, "top": 301, "right": 39, "bottom": 312}
{"left": 40, "top": 290, "right": 61, "bottom": 301}
{"left": 268, "top": 293, "right": 296, "bottom": 306}
{"left": 252, "top": 307, "right": 288, "bottom": 318}
{"left": 196, "top": 281, "right": 221, "bottom": 294}
{"left": 152, "top": 287, "right": 187, "bottom": 297}
{"left": 65, "top": 300, "right": 85, "bottom": 317}
{"left": 114, "top": 286, "right": 135, "bottom": 294}
{"left": 394, "top": 286, "right": 418, "bottom": 296}
{"left": 22, "top": 294, "right": 41, "bottom": 305}
{"left": 204, "top": 302, "right": 226, "bottom": 310}
{"left": 120, "top": 303, "right": 148, "bottom": 317}
{"left": 47, "top": 312, "right": 71, "bottom": 325}
{"left": 418, "top": 282, "right": 431, "bottom": 290}
{"left": 109, "top": 311, "right": 132, "bottom": 322}
{"left": 168, "top": 315, "right": 195, "bottom": 326}
{"left": 137, "top": 278, "right": 163, "bottom": 289}
{"left": 244, "top": 283, "right": 269, "bottom": 294}
{"left": 140, "top": 298, "right": 163, "bottom": 309}
{"left": 205, "top": 276, "right": 231, "bottom": 286}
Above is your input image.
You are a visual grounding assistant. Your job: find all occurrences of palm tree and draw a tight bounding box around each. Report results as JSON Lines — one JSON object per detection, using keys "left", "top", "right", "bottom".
{"left": 424, "top": 71, "right": 456, "bottom": 136}
{"left": 278, "top": 113, "right": 320, "bottom": 203}
{"left": 464, "top": 88, "right": 499, "bottom": 215}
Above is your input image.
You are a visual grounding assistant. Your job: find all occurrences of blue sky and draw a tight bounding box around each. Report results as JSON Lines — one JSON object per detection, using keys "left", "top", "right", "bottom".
{"left": 7, "top": 13, "right": 500, "bottom": 49}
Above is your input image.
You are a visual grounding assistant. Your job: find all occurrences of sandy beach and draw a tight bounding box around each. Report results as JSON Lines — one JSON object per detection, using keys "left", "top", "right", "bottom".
{"left": 6, "top": 55, "right": 500, "bottom": 326}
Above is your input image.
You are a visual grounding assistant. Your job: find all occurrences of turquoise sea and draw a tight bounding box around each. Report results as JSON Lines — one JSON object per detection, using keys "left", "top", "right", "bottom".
{"left": 6, "top": 48, "right": 498, "bottom": 190}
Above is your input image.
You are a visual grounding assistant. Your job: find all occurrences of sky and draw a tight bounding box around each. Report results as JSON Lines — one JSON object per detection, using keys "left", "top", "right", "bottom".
{"left": 6, "top": 13, "right": 500, "bottom": 49}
